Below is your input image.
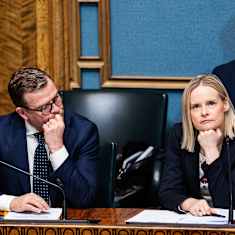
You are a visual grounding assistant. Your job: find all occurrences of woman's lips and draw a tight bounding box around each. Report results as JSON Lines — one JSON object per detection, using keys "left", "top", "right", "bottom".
{"left": 200, "top": 119, "right": 212, "bottom": 124}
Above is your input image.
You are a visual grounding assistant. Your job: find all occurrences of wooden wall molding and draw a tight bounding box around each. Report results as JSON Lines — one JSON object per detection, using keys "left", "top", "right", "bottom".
{"left": 36, "top": 0, "right": 71, "bottom": 90}
{"left": 103, "top": 76, "right": 191, "bottom": 89}
{"left": 68, "top": 0, "right": 109, "bottom": 89}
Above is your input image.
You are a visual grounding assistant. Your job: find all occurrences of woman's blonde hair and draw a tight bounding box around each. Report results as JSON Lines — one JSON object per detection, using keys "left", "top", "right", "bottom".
{"left": 181, "top": 74, "right": 235, "bottom": 152}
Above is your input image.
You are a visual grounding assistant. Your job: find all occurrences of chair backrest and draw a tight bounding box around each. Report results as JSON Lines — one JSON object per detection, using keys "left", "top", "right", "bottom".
{"left": 62, "top": 89, "right": 167, "bottom": 147}
{"left": 62, "top": 88, "right": 168, "bottom": 207}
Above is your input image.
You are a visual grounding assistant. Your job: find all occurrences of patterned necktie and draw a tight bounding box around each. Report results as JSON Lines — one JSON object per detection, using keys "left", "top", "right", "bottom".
{"left": 33, "top": 133, "right": 50, "bottom": 203}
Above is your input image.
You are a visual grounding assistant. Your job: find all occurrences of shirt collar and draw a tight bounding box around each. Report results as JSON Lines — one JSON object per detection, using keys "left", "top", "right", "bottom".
{"left": 25, "top": 121, "right": 39, "bottom": 136}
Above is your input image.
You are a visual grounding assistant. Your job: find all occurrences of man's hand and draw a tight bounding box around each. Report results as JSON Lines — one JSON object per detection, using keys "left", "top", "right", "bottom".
{"left": 197, "top": 129, "right": 223, "bottom": 164}
{"left": 43, "top": 114, "right": 65, "bottom": 153}
{"left": 181, "top": 198, "right": 217, "bottom": 216}
{"left": 10, "top": 193, "right": 49, "bottom": 213}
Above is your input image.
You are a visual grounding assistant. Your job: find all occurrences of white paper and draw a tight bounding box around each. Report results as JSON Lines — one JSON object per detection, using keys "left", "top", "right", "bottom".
{"left": 126, "top": 209, "right": 233, "bottom": 225}
{"left": 4, "top": 208, "right": 62, "bottom": 220}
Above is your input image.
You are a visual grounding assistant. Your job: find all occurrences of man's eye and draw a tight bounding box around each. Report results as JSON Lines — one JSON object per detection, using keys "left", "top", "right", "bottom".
{"left": 41, "top": 104, "right": 51, "bottom": 112}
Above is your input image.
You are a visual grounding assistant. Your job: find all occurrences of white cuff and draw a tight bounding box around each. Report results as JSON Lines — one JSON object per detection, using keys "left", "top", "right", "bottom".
{"left": 49, "top": 145, "right": 69, "bottom": 170}
{"left": 0, "top": 194, "right": 16, "bottom": 211}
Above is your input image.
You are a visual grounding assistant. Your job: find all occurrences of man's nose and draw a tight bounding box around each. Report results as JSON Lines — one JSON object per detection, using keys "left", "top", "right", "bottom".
{"left": 51, "top": 102, "right": 62, "bottom": 114}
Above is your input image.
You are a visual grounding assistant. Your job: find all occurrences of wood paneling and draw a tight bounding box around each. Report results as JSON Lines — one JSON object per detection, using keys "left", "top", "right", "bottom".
{"left": 36, "top": 0, "right": 70, "bottom": 89}
{"left": 0, "top": 0, "right": 37, "bottom": 114}
{"left": 0, "top": 0, "right": 70, "bottom": 114}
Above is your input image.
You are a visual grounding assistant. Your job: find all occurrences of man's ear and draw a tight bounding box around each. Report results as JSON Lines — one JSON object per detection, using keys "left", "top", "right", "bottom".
{"left": 16, "top": 107, "right": 29, "bottom": 121}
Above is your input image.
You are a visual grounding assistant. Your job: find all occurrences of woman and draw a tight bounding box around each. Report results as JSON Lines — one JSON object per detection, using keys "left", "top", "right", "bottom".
{"left": 159, "top": 74, "right": 235, "bottom": 216}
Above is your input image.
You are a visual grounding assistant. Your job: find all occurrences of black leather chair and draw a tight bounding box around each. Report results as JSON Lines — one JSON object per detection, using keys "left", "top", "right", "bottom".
{"left": 62, "top": 88, "right": 168, "bottom": 207}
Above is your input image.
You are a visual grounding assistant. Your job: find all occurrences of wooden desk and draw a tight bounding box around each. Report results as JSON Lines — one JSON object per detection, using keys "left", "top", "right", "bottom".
{"left": 68, "top": 207, "right": 141, "bottom": 225}
{"left": 1, "top": 208, "right": 235, "bottom": 235}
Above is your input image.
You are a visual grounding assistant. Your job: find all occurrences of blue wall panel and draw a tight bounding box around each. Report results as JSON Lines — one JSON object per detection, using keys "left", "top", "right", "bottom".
{"left": 80, "top": 4, "right": 99, "bottom": 56}
{"left": 166, "top": 91, "right": 182, "bottom": 128}
{"left": 110, "top": 0, "right": 235, "bottom": 76}
{"left": 81, "top": 69, "right": 100, "bottom": 89}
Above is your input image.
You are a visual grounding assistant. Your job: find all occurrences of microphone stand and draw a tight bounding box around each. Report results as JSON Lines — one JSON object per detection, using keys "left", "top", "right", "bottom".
{"left": 226, "top": 137, "right": 234, "bottom": 224}
{"left": 0, "top": 160, "right": 67, "bottom": 220}
{"left": 55, "top": 178, "right": 67, "bottom": 220}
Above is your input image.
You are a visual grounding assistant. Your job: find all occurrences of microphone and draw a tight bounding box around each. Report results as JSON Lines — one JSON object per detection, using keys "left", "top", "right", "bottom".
{"left": 226, "top": 137, "right": 234, "bottom": 224}
{"left": 135, "top": 146, "right": 154, "bottom": 163}
{"left": 0, "top": 160, "right": 67, "bottom": 220}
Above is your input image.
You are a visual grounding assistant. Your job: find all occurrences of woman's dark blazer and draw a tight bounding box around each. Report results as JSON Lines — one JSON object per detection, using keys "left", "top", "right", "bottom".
{"left": 159, "top": 123, "right": 235, "bottom": 212}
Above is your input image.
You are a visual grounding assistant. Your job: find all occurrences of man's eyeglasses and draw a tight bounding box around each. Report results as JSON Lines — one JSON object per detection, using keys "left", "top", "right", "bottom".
{"left": 23, "top": 92, "right": 62, "bottom": 115}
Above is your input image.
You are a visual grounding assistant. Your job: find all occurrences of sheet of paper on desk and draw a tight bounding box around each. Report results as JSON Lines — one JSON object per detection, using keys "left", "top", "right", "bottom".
{"left": 4, "top": 208, "right": 62, "bottom": 220}
{"left": 126, "top": 209, "right": 234, "bottom": 225}
{"left": 126, "top": 210, "right": 181, "bottom": 223}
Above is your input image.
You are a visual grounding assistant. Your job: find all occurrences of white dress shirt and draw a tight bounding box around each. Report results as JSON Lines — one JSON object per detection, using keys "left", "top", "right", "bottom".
{"left": 0, "top": 121, "right": 69, "bottom": 210}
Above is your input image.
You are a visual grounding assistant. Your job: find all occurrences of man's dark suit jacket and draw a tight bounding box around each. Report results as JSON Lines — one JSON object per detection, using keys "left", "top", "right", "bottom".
{"left": 0, "top": 110, "right": 99, "bottom": 208}
{"left": 159, "top": 123, "right": 235, "bottom": 212}
{"left": 212, "top": 60, "right": 235, "bottom": 107}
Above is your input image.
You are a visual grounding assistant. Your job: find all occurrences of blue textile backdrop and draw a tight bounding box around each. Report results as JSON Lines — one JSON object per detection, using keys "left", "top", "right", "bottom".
{"left": 110, "top": 0, "right": 235, "bottom": 76}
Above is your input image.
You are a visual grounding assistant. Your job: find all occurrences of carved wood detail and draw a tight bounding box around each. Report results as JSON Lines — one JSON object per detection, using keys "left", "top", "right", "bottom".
{"left": 0, "top": 225, "right": 231, "bottom": 235}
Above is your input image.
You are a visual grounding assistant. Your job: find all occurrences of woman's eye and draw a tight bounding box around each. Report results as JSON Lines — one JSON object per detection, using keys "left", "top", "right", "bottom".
{"left": 191, "top": 104, "right": 199, "bottom": 110}
{"left": 207, "top": 101, "right": 216, "bottom": 106}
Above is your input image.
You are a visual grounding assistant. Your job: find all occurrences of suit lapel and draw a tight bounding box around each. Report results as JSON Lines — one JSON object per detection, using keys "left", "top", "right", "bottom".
{"left": 186, "top": 143, "right": 200, "bottom": 193}
{"left": 63, "top": 111, "right": 76, "bottom": 157}
{"left": 9, "top": 114, "right": 30, "bottom": 193}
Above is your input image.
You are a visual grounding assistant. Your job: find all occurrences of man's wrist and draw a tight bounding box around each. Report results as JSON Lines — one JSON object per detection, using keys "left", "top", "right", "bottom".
{"left": 49, "top": 145, "right": 68, "bottom": 170}
{"left": 49, "top": 144, "right": 64, "bottom": 153}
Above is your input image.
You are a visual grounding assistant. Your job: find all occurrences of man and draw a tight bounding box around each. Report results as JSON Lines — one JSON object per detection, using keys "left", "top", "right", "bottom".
{"left": 0, "top": 67, "right": 99, "bottom": 213}
{"left": 212, "top": 59, "right": 235, "bottom": 107}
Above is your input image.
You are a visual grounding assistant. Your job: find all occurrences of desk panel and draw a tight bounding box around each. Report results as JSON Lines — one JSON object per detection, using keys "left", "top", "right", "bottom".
{"left": 0, "top": 208, "right": 235, "bottom": 235}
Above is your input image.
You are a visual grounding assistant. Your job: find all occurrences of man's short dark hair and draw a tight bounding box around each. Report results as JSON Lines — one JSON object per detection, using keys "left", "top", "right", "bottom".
{"left": 8, "top": 67, "right": 52, "bottom": 107}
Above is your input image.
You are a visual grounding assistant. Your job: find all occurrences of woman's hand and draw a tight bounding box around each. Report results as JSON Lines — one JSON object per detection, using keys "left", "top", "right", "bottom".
{"left": 197, "top": 129, "right": 222, "bottom": 164}
{"left": 180, "top": 198, "right": 217, "bottom": 216}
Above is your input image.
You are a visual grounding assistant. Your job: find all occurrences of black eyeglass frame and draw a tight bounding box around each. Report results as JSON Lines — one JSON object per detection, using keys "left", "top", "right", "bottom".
{"left": 21, "top": 91, "right": 63, "bottom": 115}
